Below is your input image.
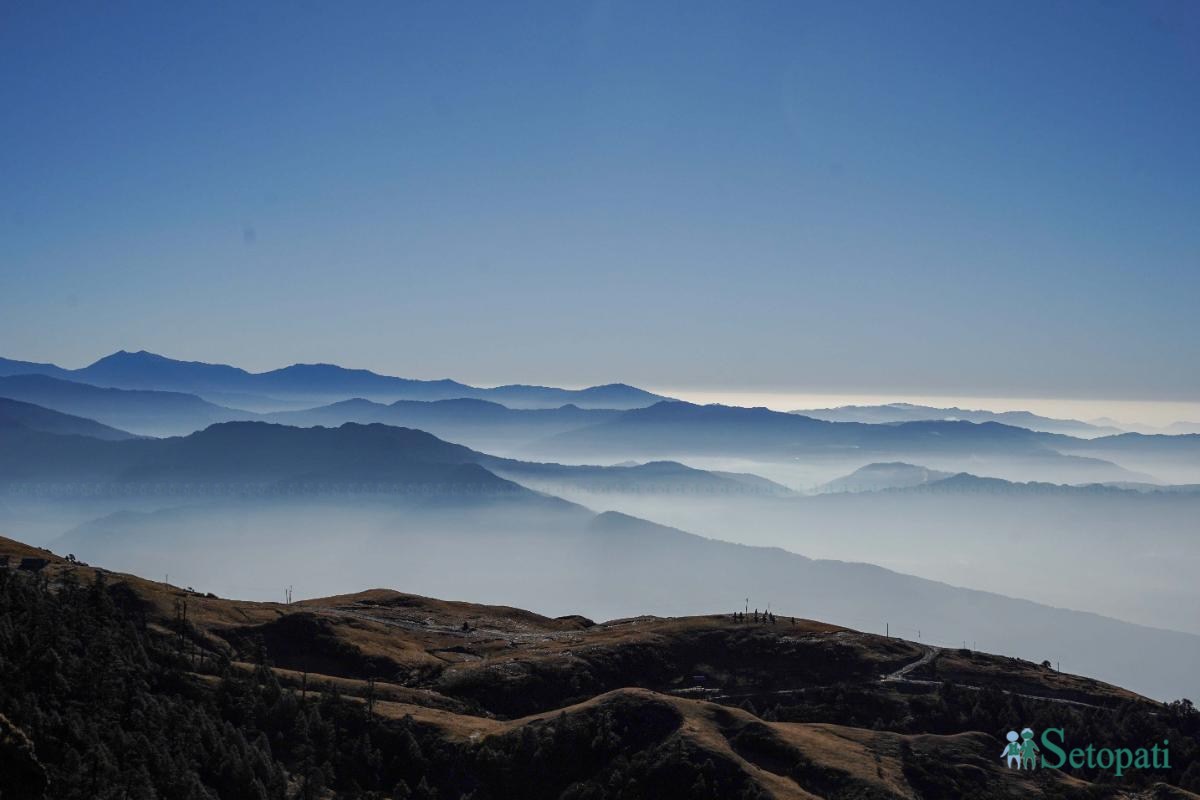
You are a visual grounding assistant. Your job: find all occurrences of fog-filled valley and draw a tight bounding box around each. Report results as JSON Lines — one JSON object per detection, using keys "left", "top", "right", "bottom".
{"left": 523, "top": 485, "right": 1200, "bottom": 636}
{"left": 9, "top": 494, "right": 1199, "bottom": 703}
{"left": 2, "top": 350, "right": 1200, "bottom": 705}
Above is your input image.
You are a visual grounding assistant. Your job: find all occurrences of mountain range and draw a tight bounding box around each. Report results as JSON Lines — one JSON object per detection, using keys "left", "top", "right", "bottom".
{"left": 0, "top": 412, "right": 779, "bottom": 498}
{"left": 3, "top": 368, "right": 1193, "bottom": 486}
{"left": 263, "top": 396, "right": 623, "bottom": 454}
{"left": 0, "top": 350, "right": 668, "bottom": 410}
{"left": 523, "top": 401, "right": 1166, "bottom": 484}
{"left": 793, "top": 402, "right": 1125, "bottom": 437}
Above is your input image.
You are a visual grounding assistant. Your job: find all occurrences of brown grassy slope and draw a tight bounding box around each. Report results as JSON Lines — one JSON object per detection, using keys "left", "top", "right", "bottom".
{"left": 376, "top": 688, "right": 1191, "bottom": 800}
{"left": 0, "top": 534, "right": 1149, "bottom": 717}
{"left": 912, "top": 647, "right": 1146, "bottom": 705}
{"left": 2, "top": 534, "right": 1182, "bottom": 800}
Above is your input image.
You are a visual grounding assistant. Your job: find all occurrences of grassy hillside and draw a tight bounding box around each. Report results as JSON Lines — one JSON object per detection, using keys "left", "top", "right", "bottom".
{"left": 1, "top": 536, "right": 1196, "bottom": 799}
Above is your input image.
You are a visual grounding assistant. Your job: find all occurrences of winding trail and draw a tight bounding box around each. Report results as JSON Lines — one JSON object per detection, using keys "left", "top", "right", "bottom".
{"left": 878, "top": 644, "right": 1110, "bottom": 710}
{"left": 882, "top": 643, "right": 938, "bottom": 682}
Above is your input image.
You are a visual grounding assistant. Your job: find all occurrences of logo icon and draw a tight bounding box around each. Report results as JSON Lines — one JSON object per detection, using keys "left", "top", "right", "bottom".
{"left": 1002, "top": 728, "right": 1040, "bottom": 769}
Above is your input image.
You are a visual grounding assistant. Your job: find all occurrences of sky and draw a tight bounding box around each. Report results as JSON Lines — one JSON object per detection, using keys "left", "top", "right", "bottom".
{"left": 2, "top": 0, "right": 1199, "bottom": 404}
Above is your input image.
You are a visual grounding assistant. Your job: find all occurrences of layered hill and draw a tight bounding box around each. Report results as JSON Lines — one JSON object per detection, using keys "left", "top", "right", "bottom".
{"left": 0, "top": 414, "right": 784, "bottom": 498}
{"left": 265, "top": 396, "right": 622, "bottom": 454}
{"left": 793, "top": 402, "right": 1124, "bottom": 437}
{"left": 528, "top": 401, "right": 1153, "bottom": 485}
{"left": 3, "top": 417, "right": 1198, "bottom": 700}
{"left": 1057, "top": 433, "right": 1200, "bottom": 484}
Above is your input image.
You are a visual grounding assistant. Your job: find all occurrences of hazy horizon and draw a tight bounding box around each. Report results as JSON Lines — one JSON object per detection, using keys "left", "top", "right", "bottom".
{"left": 7, "top": 346, "right": 1200, "bottom": 427}
{"left": 661, "top": 389, "right": 1200, "bottom": 429}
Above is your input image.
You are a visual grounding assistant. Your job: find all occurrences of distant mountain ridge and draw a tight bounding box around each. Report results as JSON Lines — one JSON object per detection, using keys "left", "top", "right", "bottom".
{"left": 818, "top": 462, "right": 952, "bottom": 493}
{"left": 0, "top": 416, "right": 788, "bottom": 499}
{"left": 483, "top": 458, "right": 795, "bottom": 497}
{"left": 817, "top": 462, "right": 1200, "bottom": 497}
{"left": 535, "top": 400, "right": 1069, "bottom": 456}
{"left": 792, "top": 402, "right": 1124, "bottom": 437}
{"left": 527, "top": 401, "right": 1174, "bottom": 484}
{"left": 893, "top": 472, "right": 1182, "bottom": 496}
{"left": 262, "top": 397, "right": 621, "bottom": 454}
{"left": 0, "top": 420, "right": 524, "bottom": 492}
{"left": 0, "top": 350, "right": 669, "bottom": 410}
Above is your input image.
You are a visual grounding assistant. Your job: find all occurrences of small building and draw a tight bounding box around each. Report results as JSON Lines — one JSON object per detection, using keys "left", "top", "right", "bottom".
{"left": 18, "top": 557, "right": 49, "bottom": 572}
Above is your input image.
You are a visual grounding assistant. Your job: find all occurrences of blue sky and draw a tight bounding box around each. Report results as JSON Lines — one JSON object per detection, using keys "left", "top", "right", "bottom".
{"left": 2, "top": 1, "right": 1198, "bottom": 400}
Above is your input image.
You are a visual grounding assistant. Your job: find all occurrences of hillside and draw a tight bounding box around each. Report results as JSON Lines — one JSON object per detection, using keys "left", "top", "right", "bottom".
{"left": 0, "top": 373, "right": 249, "bottom": 437}
{"left": 1, "top": 536, "right": 1196, "bottom": 800}
{"left": 0, "top": 396, "right": 136, "bottom": 441}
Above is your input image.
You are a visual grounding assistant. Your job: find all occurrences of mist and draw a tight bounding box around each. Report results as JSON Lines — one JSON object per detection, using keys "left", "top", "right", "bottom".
{"left": 507, "top": 483, "right": 1200, "bottom": 637}
{"left": 2, "top": 491, "right": 1193, "bottom": 702}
